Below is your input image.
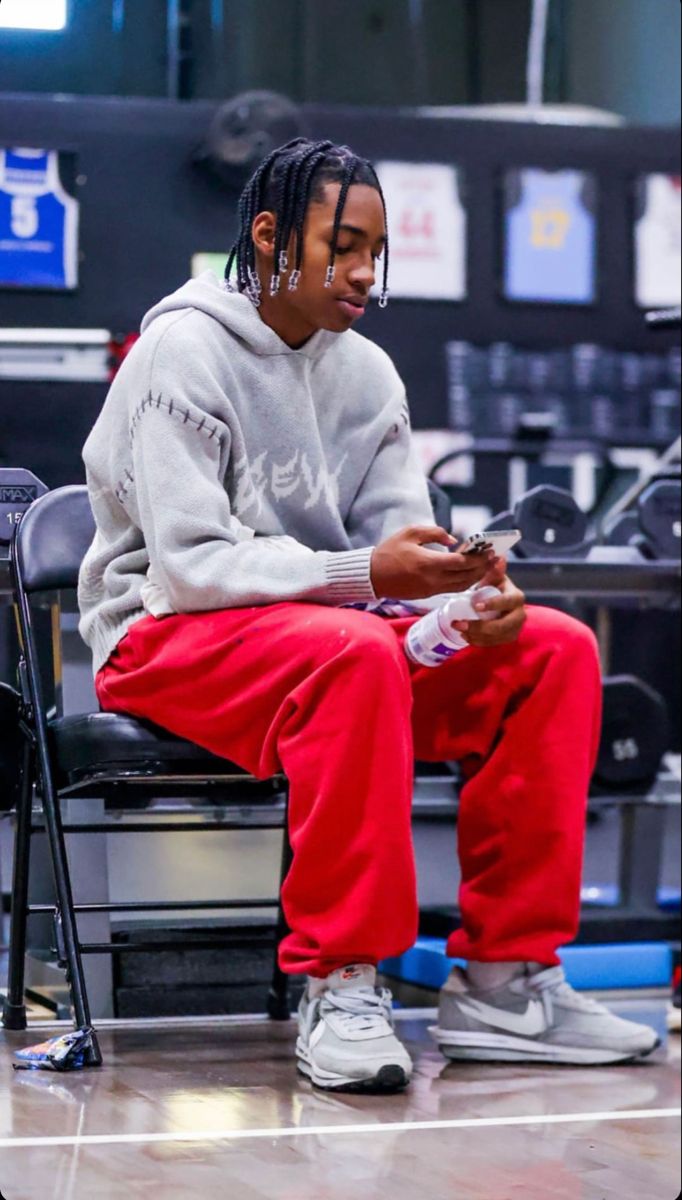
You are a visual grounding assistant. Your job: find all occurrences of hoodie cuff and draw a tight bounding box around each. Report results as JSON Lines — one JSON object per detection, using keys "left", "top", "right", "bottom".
{"left": 320, "top": 547, "right": 377, "bottom": 604}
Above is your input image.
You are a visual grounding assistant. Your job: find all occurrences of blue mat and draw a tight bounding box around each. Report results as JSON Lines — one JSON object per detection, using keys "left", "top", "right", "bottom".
{"left": 381, "top": 939, "right": 674, "bottom": 991}
{"left": 581, "top": 883, "right": 681, "bottom": 911}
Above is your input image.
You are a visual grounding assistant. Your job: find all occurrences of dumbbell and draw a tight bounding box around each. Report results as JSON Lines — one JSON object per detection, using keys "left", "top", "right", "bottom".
{"left": 603, "top": 478, "right": 681, "bottom": 561}
{"left": 0, "top": 468, "right": 48, "bottom": 550}
{"left": 0, "top": 682, "right": 21, "bottom": 813}
{"left": 488, "top": 485, "right": 590, "bottom": 558}
{"left": 594, "top": 676, "right": 670, "bottom": 790}
{"left": 636, "top": 480, "right": 681, "bottom": 559}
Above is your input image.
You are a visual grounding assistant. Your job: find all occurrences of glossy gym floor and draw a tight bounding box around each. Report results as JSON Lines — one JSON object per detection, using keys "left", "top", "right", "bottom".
{"left": 0, "top": 990, "right": 678, "bottom": 1200}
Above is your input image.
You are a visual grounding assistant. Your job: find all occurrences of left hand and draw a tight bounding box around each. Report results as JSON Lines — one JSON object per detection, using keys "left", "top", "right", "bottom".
{"left": 450, "top": 572, "right": 527, "bottom": 647}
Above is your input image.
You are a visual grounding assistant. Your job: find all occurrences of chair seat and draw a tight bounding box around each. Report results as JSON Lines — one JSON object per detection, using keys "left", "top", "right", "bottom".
{"left": 51, "top": 711, "right": 248, "bottom": 784}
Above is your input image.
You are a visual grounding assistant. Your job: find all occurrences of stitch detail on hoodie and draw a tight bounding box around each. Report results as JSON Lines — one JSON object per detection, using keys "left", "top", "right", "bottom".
{"left": 128, "top": 391, "right": 223, "bottom": 445}
{"left": 117, "top": 392, "right": 224, "bottom": 501}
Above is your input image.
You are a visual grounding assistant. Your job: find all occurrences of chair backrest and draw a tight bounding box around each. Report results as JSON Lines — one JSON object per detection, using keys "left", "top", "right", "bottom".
{"left": 13, "top": 485, "right": 95, "bottom": 594}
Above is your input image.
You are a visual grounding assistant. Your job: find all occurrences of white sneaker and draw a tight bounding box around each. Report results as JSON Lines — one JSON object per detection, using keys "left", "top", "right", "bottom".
{"left": 431, "top": 965, "right": 660, "bottom": 1066}
{"left": 296, "top": 964, "right": 413, "bottom": 1093}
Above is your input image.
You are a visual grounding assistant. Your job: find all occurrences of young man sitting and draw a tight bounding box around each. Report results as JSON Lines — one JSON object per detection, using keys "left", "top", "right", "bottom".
{"left": 79, "top": 138, "right": 659, "bottom": 1094}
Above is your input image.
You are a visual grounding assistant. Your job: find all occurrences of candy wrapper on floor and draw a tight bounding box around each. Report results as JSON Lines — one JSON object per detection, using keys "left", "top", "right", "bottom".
{"left": 13, "top": 1027, "right": 96, "bottom": 1072}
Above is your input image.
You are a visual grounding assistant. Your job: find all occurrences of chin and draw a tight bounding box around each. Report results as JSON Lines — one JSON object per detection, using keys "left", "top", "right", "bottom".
{"left": 323, "top": 312, "right": 355, "bottom": 333}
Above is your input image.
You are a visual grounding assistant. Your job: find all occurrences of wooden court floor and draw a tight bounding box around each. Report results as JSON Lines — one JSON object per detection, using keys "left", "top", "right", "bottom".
{"left": 0, "top": 998, "right": 679, "bottom": 1200}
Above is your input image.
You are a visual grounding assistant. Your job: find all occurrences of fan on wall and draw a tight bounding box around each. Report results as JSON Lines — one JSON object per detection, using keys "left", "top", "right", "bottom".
{"left": 194, "top": 90, "right": 307, "bottom": 189}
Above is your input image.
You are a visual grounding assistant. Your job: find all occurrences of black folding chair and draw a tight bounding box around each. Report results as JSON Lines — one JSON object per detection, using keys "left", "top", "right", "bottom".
{"left": 2, "top": 486, "right": 292, "bottom": 1065}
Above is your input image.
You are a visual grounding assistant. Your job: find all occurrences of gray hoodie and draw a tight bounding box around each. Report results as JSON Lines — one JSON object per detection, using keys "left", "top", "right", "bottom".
{"left": 78, "top": 272, "right": 433, "bottom": 674}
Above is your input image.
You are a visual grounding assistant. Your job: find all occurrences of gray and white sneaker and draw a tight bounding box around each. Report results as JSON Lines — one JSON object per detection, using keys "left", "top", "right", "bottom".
{"left": 431, "top": 965, "right": 660, "bottom": 1066}
{"left": 297, "top": 964, "right": 413, "bottom": 1093}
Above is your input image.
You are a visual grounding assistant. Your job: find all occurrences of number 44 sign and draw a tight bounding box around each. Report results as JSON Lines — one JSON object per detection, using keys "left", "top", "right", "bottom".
{"left": 375, "top": 161, "right": 467, "bottom": 302}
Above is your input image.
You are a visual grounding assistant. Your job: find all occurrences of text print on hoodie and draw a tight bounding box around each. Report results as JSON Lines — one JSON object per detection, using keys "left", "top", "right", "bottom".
{"left": 78, "top": 272, "right": 433, "bottom": 675}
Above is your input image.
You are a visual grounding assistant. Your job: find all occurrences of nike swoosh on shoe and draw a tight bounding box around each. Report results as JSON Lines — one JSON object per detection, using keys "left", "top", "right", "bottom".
{"left": 457, "top": 997, "right": 548, "bottom": 1037}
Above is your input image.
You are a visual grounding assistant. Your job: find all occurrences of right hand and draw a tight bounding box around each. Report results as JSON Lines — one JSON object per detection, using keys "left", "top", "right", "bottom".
{"left": 370, "top": 525, "right": 497, "bottom": 599}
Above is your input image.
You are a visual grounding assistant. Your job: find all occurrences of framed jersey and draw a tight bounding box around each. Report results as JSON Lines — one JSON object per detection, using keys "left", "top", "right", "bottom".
{"left": 634, "top": 173, "right": 682, "bottom": 310}
{"left": 0, "top": 147, "right": 79, "bottom": 290}
{"left": 501, "top": 167, "right": 598, "bottom": 306}
{"left": 375, "top": 161, "right": 467, "bottom": 302}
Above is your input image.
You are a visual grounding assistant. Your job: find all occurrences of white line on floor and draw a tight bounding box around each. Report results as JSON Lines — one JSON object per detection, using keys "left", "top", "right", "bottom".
{"left": 0, "top": 1107, "right": 679, "bottom": 1150}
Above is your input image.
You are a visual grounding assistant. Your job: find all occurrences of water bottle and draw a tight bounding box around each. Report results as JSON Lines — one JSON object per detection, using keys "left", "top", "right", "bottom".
{"left": 405, "top": 586, "right": 501, "bottom": 668}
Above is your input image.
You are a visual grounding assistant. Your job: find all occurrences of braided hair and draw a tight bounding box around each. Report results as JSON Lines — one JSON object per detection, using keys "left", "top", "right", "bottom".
{"left": 225, "top": 138, "right": 390, "bottom": 309}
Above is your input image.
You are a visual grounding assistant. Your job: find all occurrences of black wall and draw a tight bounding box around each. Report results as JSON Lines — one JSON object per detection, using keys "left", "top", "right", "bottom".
{"left": 0, "top": 1, "right": 678, "bottom": 119}
{"left": 0, "top": 1, "right": 529, "bottom": 107}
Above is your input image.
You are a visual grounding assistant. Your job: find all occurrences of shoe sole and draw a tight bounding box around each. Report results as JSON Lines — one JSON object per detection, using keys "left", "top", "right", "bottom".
{"left": 667, "top": 1007, "right": 681, "bottom": 1033}
{"left": 297, "top": 1042, "right": 410, "bottom": 1093}
{"left": 430, "top": 1026, "right": 661, "bottom": 1066}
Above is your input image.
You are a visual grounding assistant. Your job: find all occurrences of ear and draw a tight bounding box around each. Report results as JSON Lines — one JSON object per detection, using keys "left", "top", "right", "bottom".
{"left": 252, "top": 211, "right": 277, "bottom": 261}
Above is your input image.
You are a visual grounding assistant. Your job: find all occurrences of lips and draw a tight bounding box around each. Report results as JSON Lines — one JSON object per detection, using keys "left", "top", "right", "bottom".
{"left": 337, "top": 296, "right": 368, "bottom": 320}
{"left": 339, "top": 295, "right": 368, "bottom": 309}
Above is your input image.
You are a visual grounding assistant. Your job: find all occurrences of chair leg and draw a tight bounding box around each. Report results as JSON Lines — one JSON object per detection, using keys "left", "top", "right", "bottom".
{"left": 267, "top": 817, "right": 294, "bottom": 1022}
{"left": 2, "top": 742, "right": 34, "bottom": 1030}
{"left": 39, "top": 771, "right": 102, "bottom": 1067}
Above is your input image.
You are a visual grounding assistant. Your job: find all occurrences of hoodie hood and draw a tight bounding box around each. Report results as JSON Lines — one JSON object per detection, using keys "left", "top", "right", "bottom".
{"left": 140, "top": 271, "right": 341, "bottom": 361}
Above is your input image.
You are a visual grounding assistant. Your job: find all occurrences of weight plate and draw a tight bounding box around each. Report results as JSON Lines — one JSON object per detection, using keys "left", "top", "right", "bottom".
{"left": 638, "top": 480, "right": 682, "bottom": 560}
{"left": 0, "top": 469, "right": 48, "bottom": 548}
{"left": 514, "top": 484, "right": 589, "bottom": 557}
{"left": 595, "top": 675, "right": 670, "bottom": 789}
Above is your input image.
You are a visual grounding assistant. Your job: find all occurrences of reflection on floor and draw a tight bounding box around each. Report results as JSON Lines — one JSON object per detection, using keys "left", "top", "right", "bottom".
{"left": 0, "top": 998, "right": 679, "bottom": 1200}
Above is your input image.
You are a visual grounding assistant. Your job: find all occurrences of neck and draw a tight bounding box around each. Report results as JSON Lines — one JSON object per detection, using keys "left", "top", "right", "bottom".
{"left": 256, "top": 290, "right": 317, "bottom": 350}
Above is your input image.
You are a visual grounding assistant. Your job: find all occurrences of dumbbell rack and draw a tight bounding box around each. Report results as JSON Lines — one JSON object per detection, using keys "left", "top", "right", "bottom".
{"left": 509, "top": 556, "right": 680, "bottom": 604}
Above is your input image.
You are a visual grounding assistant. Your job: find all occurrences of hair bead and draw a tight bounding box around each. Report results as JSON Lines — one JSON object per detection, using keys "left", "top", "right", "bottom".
{"left": 245, "top": 267, "right": 262, "bottom": 307}
{"left": 288, "top": 269, "right": 302, "bottom": 291}
{"left": 324, "top": 265, "right": 336, "bottom": 288}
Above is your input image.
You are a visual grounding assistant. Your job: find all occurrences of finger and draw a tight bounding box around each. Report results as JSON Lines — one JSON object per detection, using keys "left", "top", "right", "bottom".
{"left": 466, "top": 626, "right": 515, "bottom": 647}
{"left": 473, "top": 590, "right": 524, "bottom": 615}
{"left": 481, "top": 556, "right": 507, "bottom": 586}
{"left": 456, "top": 548, "right": 498, "bottom": 563}
{"left": 411, "top": 526, "right": 458, "bottom": 548}
{"left": 444, "top": 566, "right": 497, "bottom": 590}
{"left": 440, "top": 557, "right": 496, "bottom": 580}
{"left": 422, "top": 554, "right": 487, "bottom": 579}
{"left": 434, "top": 551, "right": 480, "bottom": 568}
{"left": 438, "top": 570, "right": 489, "bottom": 591}
{"left": 469, "top": 612, "right": 526, "bottom": 645}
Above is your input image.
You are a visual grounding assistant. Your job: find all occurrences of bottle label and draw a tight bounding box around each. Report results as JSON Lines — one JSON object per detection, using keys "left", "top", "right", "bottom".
{"left": 433, "top": 642, "right": 458, "bottom": 658}
{"left": 405, "top": 609, "right": 465, "bottom": 667}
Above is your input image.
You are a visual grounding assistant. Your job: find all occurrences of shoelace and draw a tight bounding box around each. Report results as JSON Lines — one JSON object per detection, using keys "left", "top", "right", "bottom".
{"left": 319, "top": 985, "right": 394, "bottom": 1034}
{"left": 529, "top": 966, "right": 608, "bottom": 1025}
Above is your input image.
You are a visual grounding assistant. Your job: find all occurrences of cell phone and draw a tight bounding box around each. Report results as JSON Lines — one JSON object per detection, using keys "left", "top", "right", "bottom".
{"left": 457, "top": 529, "right": 522, "bottom": 557}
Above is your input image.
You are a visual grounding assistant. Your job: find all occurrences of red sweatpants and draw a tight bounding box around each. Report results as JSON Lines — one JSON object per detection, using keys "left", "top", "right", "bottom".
{"left": 96, "top": 603, "right": 602, "bottom": 977}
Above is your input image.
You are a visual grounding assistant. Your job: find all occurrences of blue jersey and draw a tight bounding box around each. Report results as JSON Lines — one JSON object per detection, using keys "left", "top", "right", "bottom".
{"left": 504, "top": 168, "right": 597, "bottom": 305}
{"left": 0, "top": 148, "right": 78, "bottom": 289}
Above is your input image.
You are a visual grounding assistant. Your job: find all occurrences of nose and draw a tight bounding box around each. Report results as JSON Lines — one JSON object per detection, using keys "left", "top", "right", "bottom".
{"left": 348, "top": 252, "right": 376, "bottom": 291}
